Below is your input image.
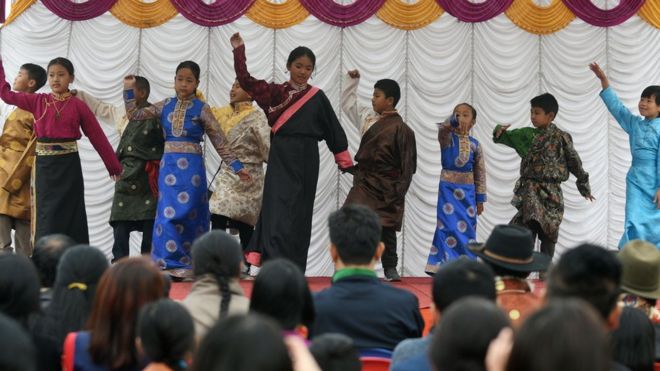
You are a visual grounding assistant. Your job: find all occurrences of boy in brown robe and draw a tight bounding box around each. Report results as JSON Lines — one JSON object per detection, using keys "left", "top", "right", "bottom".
{"left": 342, "top": 70, "right": 417, "bottom": 281}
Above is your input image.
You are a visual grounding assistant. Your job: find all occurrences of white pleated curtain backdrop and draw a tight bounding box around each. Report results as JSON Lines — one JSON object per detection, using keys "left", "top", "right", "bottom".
{"left": 0, "top": 0, "right": 652, "bottom": 276}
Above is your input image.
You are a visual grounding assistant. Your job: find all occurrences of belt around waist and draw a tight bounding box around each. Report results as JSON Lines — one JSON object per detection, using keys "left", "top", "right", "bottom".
{"left": 36, "top": 141, "right": 78, "bottom": 156}
{"left": 441, "top": 169, "right": 473, "bottom": 184}
{"left": 164, "top": 142, "right": 202, "bottom": 154}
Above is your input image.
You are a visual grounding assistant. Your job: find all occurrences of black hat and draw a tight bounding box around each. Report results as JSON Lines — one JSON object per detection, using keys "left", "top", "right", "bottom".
{"left": 473, "top": 225, "right": 550, "bottom": 272}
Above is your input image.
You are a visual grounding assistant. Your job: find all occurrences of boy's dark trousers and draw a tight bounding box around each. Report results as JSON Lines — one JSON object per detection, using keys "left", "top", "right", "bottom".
{"left": 211, "top": 214, "right": 253, "bottom": 251}
{"left": 381, "top": 227, "right": 398, "bottom": 269}
{"left": 524, "top": 220, "right": 555, "bottom": 259}
{"left": 112, "top": 220, "right": 154, "bottom": 262}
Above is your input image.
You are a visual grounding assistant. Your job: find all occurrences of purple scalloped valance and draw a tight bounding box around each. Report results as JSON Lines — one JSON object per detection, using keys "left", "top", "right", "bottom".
{"left": 299, "top": 0, "right": 385, "bottom": 27}
{"left": 42, "top": 0, "right": 117, "bottom": 21}
{"left": 563, "top": 0, "right": 645, "bottom": 27}
{"left": 169, "top": 0, "right": 256, "bottom": 27}
{"left": 435, "top": 0, "right": 513, "bottom": 22}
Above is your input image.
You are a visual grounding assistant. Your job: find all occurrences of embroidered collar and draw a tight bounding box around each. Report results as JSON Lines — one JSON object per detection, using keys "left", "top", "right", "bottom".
{"left": 51, "top": 92, "right": 72, "bottom": 101}
{"left": 232, "top": 101, "right": 253, "bottom": 114}
{"left": 288, "top": 80, "right": 308, "bottom": 92}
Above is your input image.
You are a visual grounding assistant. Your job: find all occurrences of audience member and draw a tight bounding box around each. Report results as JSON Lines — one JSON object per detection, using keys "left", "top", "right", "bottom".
{"left": 0, "top": 312, "right": 36, "bottom": 371}
{"left": 430, "top": 297, "right": 509, "bottom": 371}
{"left": 391, "top": 257, "right": 496, "bottom": 371}
{"left": 617, "top": 240, "right": 660, "bottom": 322}
{"left": 251, "top": 258, "right": 315, "bottom": 338}
{"left": 138, "top": 299, "right": 195, "bottom": 371}
{"left": 62, "top": 257, "right": 165, "bottom": 371}
{"left": 32, "top": 233, "right": 76, "bottom": 309}
{"left": 473, "top": 224, "right": 549, "bottom": 327}
{"left": 182, "top": 230, "right": 248, "bottom": 339}
{"left": 309, "top": 333, "right": 361, "bottom": 371}
{"left": 611, "top": 307, "right": 655, "bottom": 371}
{"left": 313, "top": 204, "right": 423, "bottom": 351}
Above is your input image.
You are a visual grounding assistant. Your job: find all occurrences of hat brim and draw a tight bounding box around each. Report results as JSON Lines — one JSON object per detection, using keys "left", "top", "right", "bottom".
{"left": 621, "top": 284, "right": 660, "bottom": 300}
{"left": 469, "top": 243, "right": 551, "bottom": 272}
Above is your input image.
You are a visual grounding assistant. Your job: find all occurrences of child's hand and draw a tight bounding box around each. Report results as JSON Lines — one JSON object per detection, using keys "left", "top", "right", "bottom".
{"left": 585, "top": 194, "right": 596, "bottom": 202}
{"left": 589, "top": 62, "right": 609, "bottom": 89}
{"left": 485, "top": 328, "right": 514, "bottom": 371}
{"left": 347, "top": 69, "right": 360, "bottom": 79}
{"left": 654, "top": 189, "right": 660, "bottom": 209}
{"left": 477, "top": 202, "right": 484, "bottom": 215}
{"left": 457, "top": 115, "right": 472, "bottom": 134}
{"left": 237, "top": 168, "right": 251, "bottom": 182}
{"left": 495, "top": 124, "right": 510, "bottom": 138}
{"left": 110, "top": 174, "right": 121, "bottom": 182}
{"left": 285, "top": 335, "right": 322, "bottom": 371}
{"left": 123, "top": 75, "right": 136, "bottom": 90}
{"left": 230, "top": 32, "right": 244, "bottom": 49}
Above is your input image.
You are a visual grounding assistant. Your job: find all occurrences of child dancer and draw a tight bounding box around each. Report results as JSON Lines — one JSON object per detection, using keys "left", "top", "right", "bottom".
{"left": 209, "top": 80, "right": 270, "bottom": 256}
{"left": 493, "top": 93, "right": 594, "bottom": 259}
{"left": 425, "top": 103, "right": 486, "bottom": 274}
{"left": 0, "top": 63, "right": 46, "bottom": 255}
{"left": 341, "top": 70, "right": 416, "bottom": 281}
{"left": 123, "top": 61, "right": 249, "bottom": 279}
{"left": 76, "top": 77, "right": 164, "bottom": 262}
{"left": 590, "top": 62, "right": 660, "bottom": 248}
{"left": 0, "top": 57, "right": 122, "bottom": 244}
{"left": 230, "top": 32, "right": 353, "bottom": 272}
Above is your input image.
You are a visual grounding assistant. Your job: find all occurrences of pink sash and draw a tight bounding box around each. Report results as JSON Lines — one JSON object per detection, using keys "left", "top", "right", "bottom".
{"left": 271, "top": 86, "right": 320, "bottom": 134}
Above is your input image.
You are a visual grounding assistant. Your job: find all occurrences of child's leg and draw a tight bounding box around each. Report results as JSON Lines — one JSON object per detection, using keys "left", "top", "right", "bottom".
{"left": 381, "top": 227, "right": 398, "bottom": 269}
{"left": 234, "top": 219, "right": 254, "bottom": 251}
{"left": 538, "top": 233, "right": 555, "bottom": 258}
{"left": 112, "top": 221, "right": 132, "bottom": 262}
{"left": 140, "top": 220, "right": 154, "bottom": 255}
{"left": 210, "top": 214, "right": 229, "bottom": 231}
{"left": 0, "top": 215, "right": 12, "bottom": 251}
{"left": 13, "top": 218, "right": 31, "bottom": 256}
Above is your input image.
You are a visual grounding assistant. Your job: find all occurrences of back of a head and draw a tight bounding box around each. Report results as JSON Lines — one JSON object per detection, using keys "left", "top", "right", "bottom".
{"left": 193, "top": 314, "right": 292, "bottom": 371}
{"left": 250, "top": 258, "right": 314, "bottom": 331}
{"left": 374, "top": 79, "right": 401, "bottom": 107}
{"left": 506, "top": 299, "right": 610, "bottom": 371}
{"left": 87, "top": 257, "right": 165, "bottom": 369}
{"left": 433, "top": 257, "right": 496, "bottom": 312}
{"left": 530, "top": 92, "right": 558, "bottom": 116}
{"left": 192, "top": 230, "right": 243, "bottom": 318}
{"left": 32, "top": 233, "right": 76, "bottom": 287}
{"left": 430, "top": 297, "right": 510, "bottom": 371}
{"left": 309, "top": 333, "right": 361, "bottom": 371}
{"left": 20, "top": 63, "right": 47, "bottom": 92}
{"left": 328, "top": 204, "right": 381, "bottom": 265}
{"left": 138, "top": 299, "right": 195, "bottom": 371}
{"left": 0, "top": 253, "right": 40, "bottom": 327}
{"left": 0, "top": 313, "right": 36, "bottom": 371}
{"left": 546, "top": 243, "right": 622, "bottom": 321}
{"left": 44, "top": 245, "right": 109, "bottom": 343}
{"left": 611, "top": 307, "right": 655, "bottom": 371}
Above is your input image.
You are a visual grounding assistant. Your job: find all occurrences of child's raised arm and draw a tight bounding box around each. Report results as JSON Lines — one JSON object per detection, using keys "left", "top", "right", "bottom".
{"left": 74, "top": 90, "right": 127, "bottom": 134}
{"left": 123, "top": 75, "right": 158, "bottom": 121}
{"left": 341, "top": 69, "right": 372, "bottom": 133}
{"left": 589, "top": 62, "right": 609, "bottom": 90}
{"left": 0, "top": 60, "right": 40, "bottom": 113}
{"left": 231, "top": 33, "right": 281, "bottom": 112}
{"left": 492, "top": 124, "right": 536, "bottom": 158}
{"left": 590, "top": 63, "right": 635, "bottom": 134}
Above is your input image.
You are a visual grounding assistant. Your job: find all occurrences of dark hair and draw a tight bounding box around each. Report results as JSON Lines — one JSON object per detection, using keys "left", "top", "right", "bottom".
{"left": 530, "top": 92, "right": 558, "bottom": 116}
{"left": 47, "top": 57, "right": 74, "bottom": 76}
{"left": 641, "top": 85, "right": 660, "bottom": 106}
{"left": 138, "top": 299, "right": 195, "bottom": 371}
{"left": 134, "top": 75, "right": 151, "bottom": 98}
{"left": 176, "top": 61, "right": 200, "bottom": 81}
{"left": 328, "top": 204, "right": 382, "bottom": 265}
{"left": 374, "top": 79, "right": 401, "bottom": 107}
{"left": 192, "top": 314, "right": 293, "bottom": 371}
{"left": 87, "top": 257, "right": 165, "bottom": 369}
{"left": 20, "top": 63, "right": 47, "bottom": 91}
{"left": 611, "top": 307, "right": 655, "bottom": 371}
{"left": 250, "top": 259, "right": 314, "bottom": 332}
{"left": 0, "top": 313, "right": 36, "bottom": 371}
{"left": 32, "top": 233, "right": 76, "bottom": 287}
{"left": 455, "top": 102, "right": 477, "bottom": 122}
{"left": 41, "top": 245, "right": 108, "bottom": 347}
{"left": 0, "top": 253, "right": 40, "bottom": 328}
{"left": 506, "top": 299, "right": 610, "bottom": 371}
{"left": 433, "top": 257, "right": 496, "bottom": 312}
{"left": 309, "top": 333, "right": 361, "bottom": 371}
{"left": 287, "top": 46, "right": 316, "bottom": 70}
{"left": 192, "top": 230, "right": 243, "bottom": 318}
{"left": 546, "top": 243, "right": 621, "bottom": 321}
{"left": 430, "top": 297, "right": 510, "bottom": 371}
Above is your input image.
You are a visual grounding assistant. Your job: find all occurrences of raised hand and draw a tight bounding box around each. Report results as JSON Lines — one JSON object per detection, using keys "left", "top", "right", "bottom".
{"left": 230, "top": 32, "right": 244, "bottom": 49}
{"left": 123, "top": 75, "right": 136, "bottom": 90}
{"left": 237, "top": 168, "right": 251, "bottom": 182}
{"left": 347, "top": 69, "right": 360, "bottom": 79}
{"left": 495, "top": 124, "right": 510, "bottom": 139}
{"left": 589, "top": 62, "right": 609, "bottom": 89}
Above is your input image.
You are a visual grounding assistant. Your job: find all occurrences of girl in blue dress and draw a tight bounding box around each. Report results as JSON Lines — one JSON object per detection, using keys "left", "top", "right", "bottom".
{"left": 124, "top": 62, "right": 250, "bottom": 278}
{"left": 591, "top": 62, "right": 660, "bottom": 248}
{"left": 426, "top": 103, "right": 487, "bottom": 274}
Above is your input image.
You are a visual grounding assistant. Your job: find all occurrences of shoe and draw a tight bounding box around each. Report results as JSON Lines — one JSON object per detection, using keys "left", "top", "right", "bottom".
{"left": 384, "top": 267, "right": 401, "bottom": 282}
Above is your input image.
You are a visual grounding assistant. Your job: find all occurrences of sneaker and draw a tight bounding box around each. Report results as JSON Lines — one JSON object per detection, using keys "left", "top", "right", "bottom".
{"left": 384, "top": 267, "right": 401, "bottom": 282}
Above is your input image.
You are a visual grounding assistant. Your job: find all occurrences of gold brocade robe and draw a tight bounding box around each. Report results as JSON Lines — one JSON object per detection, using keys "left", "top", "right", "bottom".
{"left": 0, "top": 108, "right": 35, "bottom": 220}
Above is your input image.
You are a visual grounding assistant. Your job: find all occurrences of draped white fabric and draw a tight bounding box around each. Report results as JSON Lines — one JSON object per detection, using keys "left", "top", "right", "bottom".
{"left": 1, "top": 1, "right": 655, "bottom": 275}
